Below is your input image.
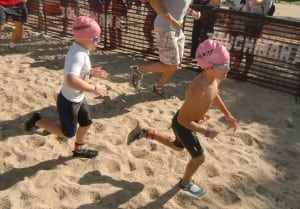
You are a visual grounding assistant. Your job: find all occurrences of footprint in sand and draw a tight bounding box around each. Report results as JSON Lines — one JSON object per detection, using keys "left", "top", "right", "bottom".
{"left": 212, "top": 184, "right": 241, "bottom": 204}
{"left": 130, "top": 148, "right": 150, "bottom": 159}
{"left": 144, "top": 166, "right": 154, "bottom": 176}
{"left": 147, "top": 187, "right": 161, "bottom": 199}
{"left": 106, "top": 160, "right": 121, "bottom": 173}
{"left": 236, "top": 132, "right": 254, "bottom": 146}
{"left": 128, "top": 160, "right": 137, "bottom": 171}
{"left": 31, "top": 137, "right": 46, "bottom": 147}
{"left": 205, "top": 163, "right": 220, "bottom": 177}
{"left": 230, "top": 171, "right": 256, "bottom": 190}
{"left": 0, "top": 197, "right": 12, "bottom": 209}
{"left": 235, "top": 132, "right": 264, "bottom": 149}
{"left": 255, "top": 185, "right": 270, "bottom": 197}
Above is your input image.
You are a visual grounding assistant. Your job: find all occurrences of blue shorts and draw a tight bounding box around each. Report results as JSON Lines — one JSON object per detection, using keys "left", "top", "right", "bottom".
{"left": 171, "top": 111, "right": 204, "bottom": 158}
{"left": 57, "top": 92, "right": 92, "bottom": 138}
{"left": 0, "top": 3, "right": 28, "bottom": 25}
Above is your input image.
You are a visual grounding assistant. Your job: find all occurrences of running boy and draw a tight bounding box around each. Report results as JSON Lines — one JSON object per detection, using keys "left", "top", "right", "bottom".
{"left": 127, "top": 39, "right": 237, "bottom": 196}
{"left": 24, "top": 16, "right": 108, "bottom": 158}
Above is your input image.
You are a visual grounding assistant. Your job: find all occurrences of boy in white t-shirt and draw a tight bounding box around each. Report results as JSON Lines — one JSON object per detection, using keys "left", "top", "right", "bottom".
{"left": 24, "top": 16, "right": 108, "bottom": 158}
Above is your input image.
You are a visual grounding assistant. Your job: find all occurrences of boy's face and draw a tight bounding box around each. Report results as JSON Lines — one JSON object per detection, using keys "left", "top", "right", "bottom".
{"left": 76, "top": 34, "right": 101, "bottom": 51}
{"left": 86, "top": 34, "right": 101, "bottom": 51}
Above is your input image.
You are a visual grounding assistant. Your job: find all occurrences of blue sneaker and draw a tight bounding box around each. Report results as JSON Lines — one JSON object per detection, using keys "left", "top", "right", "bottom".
{"left": 179, "top": 179, "right": 205, "bottom": 197}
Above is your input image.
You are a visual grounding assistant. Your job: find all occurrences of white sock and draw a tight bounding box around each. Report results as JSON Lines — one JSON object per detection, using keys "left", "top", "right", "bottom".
{"left": 9, "top": 42, "right": 16, "bottom": 48}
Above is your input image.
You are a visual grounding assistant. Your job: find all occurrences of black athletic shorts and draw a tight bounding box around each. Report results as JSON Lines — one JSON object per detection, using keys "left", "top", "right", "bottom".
{"left": 171, "top": 111, "right": 204, "bottom": 158}
{"left": 0, "top": 3, "right": 28, "bottom": 25}
{"left": 57, "top": 92, "right": 92, "bottom": 138}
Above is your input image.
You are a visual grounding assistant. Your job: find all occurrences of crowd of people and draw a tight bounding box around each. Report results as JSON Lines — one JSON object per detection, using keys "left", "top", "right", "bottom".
{"left": 1, "top": 0, "right": 275, "bottom": 198}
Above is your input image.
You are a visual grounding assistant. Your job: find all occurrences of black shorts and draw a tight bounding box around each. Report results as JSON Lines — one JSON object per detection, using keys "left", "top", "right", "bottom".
{"left": 171, "top": 111, "right": 204, "bottom": 158}
{"left": 0, "top": 3, "right": 28, "bottom": 25}
{"left": 57, "top": 92, "right": 92, "bottom": 138}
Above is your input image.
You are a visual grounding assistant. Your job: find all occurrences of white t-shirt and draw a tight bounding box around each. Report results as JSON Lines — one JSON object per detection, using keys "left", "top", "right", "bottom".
{"left": 61, "top": 43, "right": 91, "bottom": 103}
{"left": 227, "top": 0, "right": 272, "bottom": 14}
{"left": 154, "top": 0, "right": 191, "bottom": 32}
{"left": 241, "top": 0, "right": 273, "bottom": 15}
{"left": 249, "top": 0, "right": 272, "bottom": 14}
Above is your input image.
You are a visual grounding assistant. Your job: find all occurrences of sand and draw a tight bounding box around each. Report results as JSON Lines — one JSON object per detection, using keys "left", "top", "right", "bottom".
{"left": 0, "top": 3, "right": 300, "bottom": 209}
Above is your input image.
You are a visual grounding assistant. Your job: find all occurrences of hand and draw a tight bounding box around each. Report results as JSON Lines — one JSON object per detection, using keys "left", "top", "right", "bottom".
{"left": 206, "top": 128, "right": 219, "bottom": 139}
{"left": 90, "top": 67, "right": 109, "bottom": 79}
{"left": 170, "top": 20, "right": 182, "bottom": 30}
{"left": 192, "top": 11, "right": 201, "bottom": 20}
{"left": 187, "top": 8, "right": 201, "bottom": 20}
{"left": 202, "top": 114, "right": 210, "bottom": 121}
{"left": 94, "top": 84, "right": 107, "bottom": 96}
{"left": 226, "top": 115, "right": 237, "bottom": 132}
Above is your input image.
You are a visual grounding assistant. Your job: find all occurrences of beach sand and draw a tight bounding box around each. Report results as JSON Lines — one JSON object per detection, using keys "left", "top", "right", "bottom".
{"left": 0, "top": 3, "right": 300, "bottom": 209}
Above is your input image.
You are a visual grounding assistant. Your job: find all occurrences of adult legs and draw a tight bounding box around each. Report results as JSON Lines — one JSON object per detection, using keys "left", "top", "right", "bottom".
{"left": 0, "top": 21, "right": 24, "bottom": 45}
{"left": 12, "top": 21, "right": 24, "bottom": 44}
{"left": 139, "top": 62, "right": 177, "bottom": 89}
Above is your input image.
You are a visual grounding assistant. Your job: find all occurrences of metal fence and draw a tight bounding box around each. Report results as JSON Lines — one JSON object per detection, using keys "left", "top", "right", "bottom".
{"left": 25, "top": 1, "right": 300, "bottom": 100}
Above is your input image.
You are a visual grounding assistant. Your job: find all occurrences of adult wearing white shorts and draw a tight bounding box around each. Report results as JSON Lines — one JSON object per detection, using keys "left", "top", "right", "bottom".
{"left": 130, "top": 0, "right": 201, "bottom": 97}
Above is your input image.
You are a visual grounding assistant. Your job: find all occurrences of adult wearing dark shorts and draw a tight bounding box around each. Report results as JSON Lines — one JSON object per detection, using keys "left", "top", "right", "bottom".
{"left": 0, "top": 0, "right": 28, "bottom": 52}
{"left": 127, "top": 39, "right": 237, "bottom": 197}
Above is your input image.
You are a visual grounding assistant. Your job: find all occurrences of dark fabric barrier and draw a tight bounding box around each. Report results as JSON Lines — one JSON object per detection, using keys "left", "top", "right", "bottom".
{"left": 25, "top": 1, "right": 300, "bottom": 100}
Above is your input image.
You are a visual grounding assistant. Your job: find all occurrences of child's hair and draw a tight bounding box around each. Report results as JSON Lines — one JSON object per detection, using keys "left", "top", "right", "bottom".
{"left": 72, "top": 16, "right": 101, "bottom": 40}
{"left": 195, "top": 39, "right": 230, "bottom": 70}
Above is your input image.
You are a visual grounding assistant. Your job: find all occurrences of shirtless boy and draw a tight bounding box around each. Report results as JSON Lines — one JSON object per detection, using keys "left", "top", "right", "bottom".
{"left": 127, "top": 39, "right": 237, "bottom": 196}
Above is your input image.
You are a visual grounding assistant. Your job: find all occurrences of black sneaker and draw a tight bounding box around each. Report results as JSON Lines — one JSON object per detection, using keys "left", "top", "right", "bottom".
{"left": 8, "top": 45, "right": 21, "bottom": 53}
{"left": 130, "top": 65, "right": 143, "bottom": 91}
{"left": 127, "top": 121, "right": 147, "bottom": 145}
{"left": 24, "top": 112, "right": 42, "bottom": 132}
{"left": 152, "top": 85, "right": 167, "bottom": 98}
{"left": 73, "top": 149, "right": 98, "bottom": 158}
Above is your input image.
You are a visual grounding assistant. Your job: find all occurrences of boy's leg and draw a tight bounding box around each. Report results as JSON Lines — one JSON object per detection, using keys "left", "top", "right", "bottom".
{"left": 35, "top": 119, "right": 66, "bottom": 138}
{"left": 75, "top": 124, "right": 91, "bottom": 145}
{"left": 181, "top": 154, "right": 205, "bottom": 185}
{"left": 73, "top": 124, "right": 98, "bottom": 158}
{"left": 179, "top": 155, "right": 206, "bottom": 197}
{"left": 72, "top": 101, "right": 98, "bottom": 158}
{"left": 127, "top": 122, "right": 183, "bottom": 151}
{"left": 151, "top": 130, "right": 183, "bottom": 151}
{"left": 24, "top": 112, "right": 69, "bottom": 142}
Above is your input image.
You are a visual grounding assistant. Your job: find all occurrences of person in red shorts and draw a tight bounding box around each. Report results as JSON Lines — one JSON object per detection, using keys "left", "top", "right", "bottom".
{"left": 0, "top": 0, "right": 28, "bottom": 52}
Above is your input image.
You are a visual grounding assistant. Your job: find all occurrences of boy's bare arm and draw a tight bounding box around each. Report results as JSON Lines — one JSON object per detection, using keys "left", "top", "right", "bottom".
{"left": 213, "top": 94, "right": 232, "bottom": 117}
{"left": 66, "top": 75, "right": 106, "bottom": 96}
{"left": 213, "top": 94, "right": 237, "bottom": 131}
